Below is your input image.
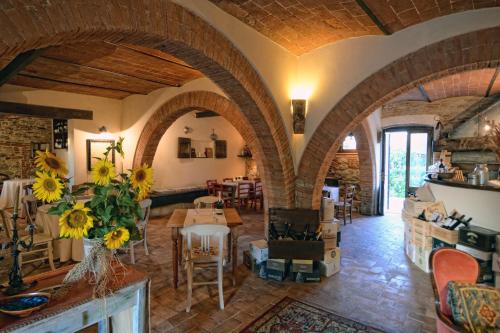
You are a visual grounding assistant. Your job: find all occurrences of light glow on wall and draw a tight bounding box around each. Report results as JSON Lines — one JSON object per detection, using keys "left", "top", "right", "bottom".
{"left": 289, "top": 83, "right": 315, "bottom": 100}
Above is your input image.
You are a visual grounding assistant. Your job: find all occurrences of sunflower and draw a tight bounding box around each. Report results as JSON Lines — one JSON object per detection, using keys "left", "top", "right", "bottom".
{"left": 103, "top": 227, "right": 130, "bottom": 250}
{"left": 59, "top": 202, "right": 93, "bottom": 239}
{"left": 35, "top": 149, "right": 68, "bottom": 176}
{"left": 131, "top": 163, "right": 153, "bottom": 193}
{"left": 33, "top": 171, "right": 64, "bottom": 202}
{"left": 91, "top": 159, "right": 116, "bottom": 185}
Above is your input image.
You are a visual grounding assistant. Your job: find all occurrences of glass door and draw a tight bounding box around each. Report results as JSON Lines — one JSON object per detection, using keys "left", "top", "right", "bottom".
{"left": 380, "top": 127, "right": 432, "bottom": 214}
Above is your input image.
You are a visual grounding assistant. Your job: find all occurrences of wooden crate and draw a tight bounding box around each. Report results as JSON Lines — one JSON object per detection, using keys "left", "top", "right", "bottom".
{"left": 431, "top": 223, "right": 459, "bottom": 244}
{"left": 411, "top": 218, "right": 432, "bottom": 237}
{"left": 403, "top": 199, "right": 434, "bottom": 217}
{"left": 412, "top": 232, "right": 432, "bottom": 250}
{"left": 268, "top": 208, "right": 323, "bottom": 260}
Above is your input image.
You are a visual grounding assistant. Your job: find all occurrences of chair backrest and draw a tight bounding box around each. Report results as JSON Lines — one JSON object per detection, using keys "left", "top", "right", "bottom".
{"left": 139, "top": 198, "right": 152, "bottom": 224}
{"left": 193, "top": 196, "right": 219, "bottom": 208}
{"left": 206, "top": 179, "right": 218, "bottom": 196}
{"left": 255, "top": 181, "right": 263, "bottom": 197}
{"left": 343, "top": 185, "right": 355, "bottom": 205}
{"left": 181, "top": 223, "right": 230, "bottom": 259}
{"left": 242, "top": 176, "right": 249, "bottom": 180}
{"left": 430, "top": 248, "right": 479, "bottom": 318}
{"left": 238, "top": 182, "right": 253, "bottom": 198}
{"left": 22, "top": 195, "right": 38, "bottom": 225}
{"left": 23, "top": 184, "right": 33, "bottom": 196}
{"left": 253, "top": 177, "right": 261, "bottom": 182}
{"left": 223, "top": 178, "right": 233, "bottom": 182}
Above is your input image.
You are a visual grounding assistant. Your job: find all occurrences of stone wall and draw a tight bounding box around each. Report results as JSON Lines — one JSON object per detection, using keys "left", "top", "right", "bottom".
{"left": 327, "top": 152, "right": 361, "bottom": 207}
{"left": 0, "top": 115, "right": 52, "bottom": 178}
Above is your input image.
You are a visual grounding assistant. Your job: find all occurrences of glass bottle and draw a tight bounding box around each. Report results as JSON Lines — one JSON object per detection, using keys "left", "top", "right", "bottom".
{"left": 474, "top": 164, "right": 489, "bottom": 185}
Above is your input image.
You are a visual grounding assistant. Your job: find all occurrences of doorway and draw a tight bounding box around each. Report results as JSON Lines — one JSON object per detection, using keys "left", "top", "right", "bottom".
{"left": 380, "top": 127, "right": 433, "bottom": 214}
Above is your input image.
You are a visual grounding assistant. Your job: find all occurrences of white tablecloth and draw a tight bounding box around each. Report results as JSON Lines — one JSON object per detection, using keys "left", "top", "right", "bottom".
{"left": 184, "top": 208, "right": 227, "bottom": 227}
{"left": 35, "top": 204, "right": 84, "bottom": 262}
{"left": 0, "top": 178, "right": 34, "bottom": 217}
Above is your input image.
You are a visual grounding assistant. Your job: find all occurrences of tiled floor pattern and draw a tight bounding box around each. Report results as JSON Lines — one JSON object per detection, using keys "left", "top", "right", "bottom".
{"left": 1, "top": 210, "right": 437, "bottom": 332}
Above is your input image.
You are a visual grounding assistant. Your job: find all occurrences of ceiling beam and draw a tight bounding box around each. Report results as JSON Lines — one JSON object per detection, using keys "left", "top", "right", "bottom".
{"left": 0, "top": 101, "right": 93, "bottom": 120}
{"left": 17, "top": 73, "right": 144, "bottom": 95}
{"left": 485, "top": 67, "right": 499, "bottom": 97}
{"left": 418, "top": 85, "right": 432, "bottom": 102}
{"left": 440, "top": 93, "right": 500, "bottom": 138}
{"left": 0, "top": 49, "right": 43, "bottom": 86}
{"left": 355, "top": 0, "right": 391, "bottom": 35}
{"left": 195, "top": 111, "right": 220, "bottom": 118}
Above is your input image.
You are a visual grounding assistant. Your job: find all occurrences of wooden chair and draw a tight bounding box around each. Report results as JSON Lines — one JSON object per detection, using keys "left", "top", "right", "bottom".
{"left": 334, "top": 184, "right": 355, "bottom": 225}
{"left": 250, "top": 181, "right": 263, "bottom": 210}
{"left": 242, "top": 177, "right": 249, "bottom": 180}
{"left": 22, "top": 184, "right": 33, "bottom": 196}
{"left": 181, "top": 224, "right": 230, "bottom": 312}
{"left": 237, "top": 182, "right": 253, "bottom": 208}
{"left": 128, "top": 199, "right": 152, "bottom": 265}
{"left": 193, "top": 196, "right": 219, "bottom": 209}
{"left": 1, "top": 206, "right": 55, "bottom": 272}
{"left": 221, "top": 184, "right": 235, "bottom": 208}
{"left": 429, "top": 248, "right": 479, "bottom": 333}
{"left": 223, "top": 178, "right": 233, "bottom": 182}
{"left": 206, "top": 180, "right": 218, "bottom": 196}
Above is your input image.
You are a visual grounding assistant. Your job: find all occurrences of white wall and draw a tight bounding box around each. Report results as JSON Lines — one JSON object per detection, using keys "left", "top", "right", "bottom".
{"left": 151, "top": 111, "right": 245, "bottom": 190}
{"left": 0, "top": 84, "right": 123, "bottom": 185}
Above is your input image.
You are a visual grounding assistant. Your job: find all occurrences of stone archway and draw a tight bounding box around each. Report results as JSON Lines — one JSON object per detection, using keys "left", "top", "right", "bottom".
{"left": 134, "top": 90, "right": 277, "bottom": 207}
{"left": 0, "top": 0, "right": 295, "bottom": 208}
{"left": 296, "top": 27, "right": 500, "bottom": 209}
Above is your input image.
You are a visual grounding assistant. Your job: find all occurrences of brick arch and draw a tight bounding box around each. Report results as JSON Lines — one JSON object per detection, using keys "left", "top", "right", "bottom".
{"left": 297, "top": 27, "right": 500, "bottom": 209}
{"left": 0, "top": 0, "right": 294, "bottom": 208}
{"left": 134, "top": 90, "right": 278, "bottom": 206}
{"left": 352, "top": 122, "right": 376, "bottom": 215}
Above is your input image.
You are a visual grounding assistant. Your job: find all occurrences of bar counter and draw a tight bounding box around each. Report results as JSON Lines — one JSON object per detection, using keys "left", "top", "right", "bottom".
{"left": 425, "top": 179, "right": 500, "bottom": 232}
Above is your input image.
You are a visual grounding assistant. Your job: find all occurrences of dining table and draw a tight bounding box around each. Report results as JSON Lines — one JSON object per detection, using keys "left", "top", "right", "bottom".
{"left": 35, "top": 204, "right": 84, "bottom": 262}
{"left": 166, "top": 208, "right": 243, "bottom": 288}
{"left": 0, "top": 178, "right": 34, "bottom": 217}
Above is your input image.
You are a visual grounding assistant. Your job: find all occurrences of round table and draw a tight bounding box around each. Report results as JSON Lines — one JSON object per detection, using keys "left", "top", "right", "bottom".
{"left": 0, "top": 178, "right": 34, "bottom": 217}
{"left": 35, "top": 204, "right": 84, "bottom": 262}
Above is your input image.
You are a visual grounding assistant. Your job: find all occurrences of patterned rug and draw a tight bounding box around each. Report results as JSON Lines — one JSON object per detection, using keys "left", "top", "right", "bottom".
{"left": 240, "top": 297, "right": 385, "bottom": 333}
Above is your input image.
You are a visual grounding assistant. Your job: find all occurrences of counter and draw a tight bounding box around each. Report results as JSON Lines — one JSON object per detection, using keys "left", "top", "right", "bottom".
{"left": 425, "top": 179, "right": 500, "bottom": 232}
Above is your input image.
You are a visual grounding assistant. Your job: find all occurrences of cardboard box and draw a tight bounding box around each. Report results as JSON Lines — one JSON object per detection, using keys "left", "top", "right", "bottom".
{"left": 323, "top": 248, "right": 341, "bottom": 264}
{"left": 459, "top": 226, "right": 497, "bottom": 252}
{"left": 250, "top": 239, "right": 268, "bottom": 263}
{"left": 431, "top": 223, "right": 459, "bottom": 244}
{"left": 320, "top": 220, "right": 339, "bottom": 239}
{"left": 423, "top": 201, "right": 447, "bottom": 222}
{"left": 322, "top": 198, "right": 335, "bottom": 221}
{"left": 492, "top": 253, "right": 499, "bottom": 272}
{"left": 320, "top": 250, "right": 340, "bottom": 277}
{"left": 413, "top": 246, "right": 431, "bottom": 273}
{"left": 323, "top": 237, "right": 337, "bottom": 250}
{"left": 432, "top": 238, "right": 456, "bottom": 250}
{"left": 267, "top": 259, "right": 289, "bottom": 272}
{"left": 292, "top": 259, "right": 314, "bottom": 273}
{"left": 403, "top": 198, "right": 435, "bottom": 217}
{"left": 267, "top": 268, "right": 287, "bottom": 282}
{"left": 294, "top": 269, "right": 321, "bottom": 283}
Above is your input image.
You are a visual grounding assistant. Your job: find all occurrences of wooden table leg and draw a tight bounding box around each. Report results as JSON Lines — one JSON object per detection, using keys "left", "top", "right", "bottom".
{"left": 227, "top": 232, "right": 232, "bottom": 264}
{"left": 171, "top": 227, "right": 179, "bottom": 288}
{"left": 231, "top": 228, "right": 237, "bottom": 286}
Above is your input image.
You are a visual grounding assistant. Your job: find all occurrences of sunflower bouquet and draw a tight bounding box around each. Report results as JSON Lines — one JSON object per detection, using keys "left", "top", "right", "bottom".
{"left": 32, "top": 137, "right": 154, "bottom": 251}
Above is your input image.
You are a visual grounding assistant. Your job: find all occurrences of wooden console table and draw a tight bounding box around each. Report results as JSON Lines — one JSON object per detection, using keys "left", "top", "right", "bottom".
{"left": 0, "top": 265, "right": 150, "bottom": 333}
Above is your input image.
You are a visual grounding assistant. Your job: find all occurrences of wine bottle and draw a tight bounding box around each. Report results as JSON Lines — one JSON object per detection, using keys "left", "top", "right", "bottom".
{"left": 269, "top": 223, "right": 280, "bottom": 240}
{"left": 303, "top": 224, "right": 309, "bottom": 240}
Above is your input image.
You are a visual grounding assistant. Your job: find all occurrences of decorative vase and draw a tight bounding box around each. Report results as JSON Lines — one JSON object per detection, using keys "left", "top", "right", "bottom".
{"left": 83, "top": 237, "right": 101, "bottom": 257}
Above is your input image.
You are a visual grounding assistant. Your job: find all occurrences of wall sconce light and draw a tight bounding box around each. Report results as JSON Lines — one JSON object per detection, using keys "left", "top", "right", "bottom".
{"left": 291, "top": 99, "right": 306, "bottom": 134}
{"left": 99, "top": 126, "right": 107, "bottom": 134}
{"left": 210, "top": 128, "right": 218, "bottom": 141}
{"left": 183, "top": 126, "right": 192, "bottom": 134}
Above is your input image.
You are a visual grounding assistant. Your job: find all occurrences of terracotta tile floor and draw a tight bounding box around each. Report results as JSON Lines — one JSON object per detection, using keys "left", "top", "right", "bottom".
{"left": 1, "top": 209, "right": 437, "bottom": 333}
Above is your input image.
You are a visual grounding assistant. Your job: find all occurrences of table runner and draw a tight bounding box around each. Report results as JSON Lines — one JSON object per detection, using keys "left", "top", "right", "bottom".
{"left": 184, "top": 208, "right": 227, "bottom": 227}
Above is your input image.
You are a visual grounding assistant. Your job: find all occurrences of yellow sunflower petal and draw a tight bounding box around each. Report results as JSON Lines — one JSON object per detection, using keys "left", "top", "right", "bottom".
{"left": 35, "top": 150, "right": 68, "bottom": 177}
{"left": 131, "top": 163, "right": 153, "bottom": 194}
{"left": 59, "top": 202, "right": 94, "bottom": 239}
{"left": 103, "top": 227, "right": 130, "bottom": 250}
{"left": 33, "top": 171, "right": 64, "bottom": 203}
{"left": 91, "top": 159, "right": 116, "bottom": 186}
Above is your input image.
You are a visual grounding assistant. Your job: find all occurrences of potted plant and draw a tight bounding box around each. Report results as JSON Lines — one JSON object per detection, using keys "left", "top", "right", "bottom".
{"left": 32, "top": 138, "right": 153, "bottom": 296}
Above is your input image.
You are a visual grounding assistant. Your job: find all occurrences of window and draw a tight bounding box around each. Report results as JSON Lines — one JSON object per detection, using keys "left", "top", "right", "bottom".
{"left": 342, "top": 134, "right": 356, "bottom": 150}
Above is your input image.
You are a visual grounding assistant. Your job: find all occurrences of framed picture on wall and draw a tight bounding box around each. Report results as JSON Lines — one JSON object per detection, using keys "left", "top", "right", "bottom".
{"left": 86, "top": 139, "right": 115, "bottom": 171}
{"left": 31, "top": 142, "right": 51, "bottom": 158}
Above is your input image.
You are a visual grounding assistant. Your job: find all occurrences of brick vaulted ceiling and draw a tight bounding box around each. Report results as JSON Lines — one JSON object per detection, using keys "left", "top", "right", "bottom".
{"left": 2, "top": 42, "right": 203, "bottom": 99}
{"left": 209, "top": 0, "right": 500, "bottom": 55}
